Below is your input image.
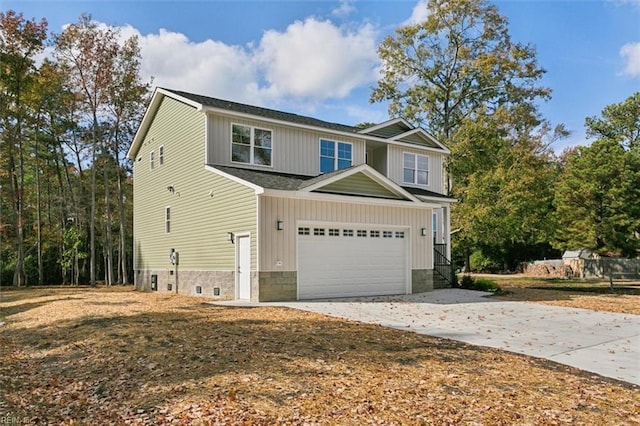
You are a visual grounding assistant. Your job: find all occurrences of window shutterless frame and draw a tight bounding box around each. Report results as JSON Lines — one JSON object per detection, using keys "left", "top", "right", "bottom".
{"left": 402, "top": 152, "right": 429, "bottom": 186}
{"left": 319, "top": 138, "right": 352, "bottom": 173}
{"left": 230, "top": 123, "right": 273, "bottom": 167}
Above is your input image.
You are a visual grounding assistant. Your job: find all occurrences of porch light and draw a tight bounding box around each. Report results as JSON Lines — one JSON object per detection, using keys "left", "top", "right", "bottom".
{"left": 421, "top": 228, "right": 427, "bottom": 236}
{"left": 276, "top": 220, "right": 284, "bottom": 231}
{"left": 227, "top": 232, "right": 235, "bottom": 243}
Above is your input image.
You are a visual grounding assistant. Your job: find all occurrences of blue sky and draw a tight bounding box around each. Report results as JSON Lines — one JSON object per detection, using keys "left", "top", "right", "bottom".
{"left": 3, "top": 0, "right": 640, "bottom": 151}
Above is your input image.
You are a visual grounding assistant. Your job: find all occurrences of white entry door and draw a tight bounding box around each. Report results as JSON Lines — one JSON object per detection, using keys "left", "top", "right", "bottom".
{"left": 297, "top": 225, "right": 409, "bottom": 299}
{"left": 237, "top": 235, "right": 251, "bottom": 300}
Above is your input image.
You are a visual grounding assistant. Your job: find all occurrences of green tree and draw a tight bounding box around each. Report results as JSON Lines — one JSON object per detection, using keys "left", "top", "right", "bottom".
{"left": 370, "top": 0, "right": 561, "bottom": 270}
{"left": 370, "top": 0, "right": 550, "bottom": 142}
{"left": 553, "top": 93, "right": 640, "bottom": 257}
{"left": 0, "top": 11, "right": 48, "bottom": 286}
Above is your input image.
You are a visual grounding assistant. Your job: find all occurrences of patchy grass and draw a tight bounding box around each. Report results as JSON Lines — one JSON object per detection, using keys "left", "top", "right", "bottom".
{"left": 483, "top": 276, "right": 640, "bottom": 315}
{"left": 0, "top": 287, "right": 638, "bottom": 424}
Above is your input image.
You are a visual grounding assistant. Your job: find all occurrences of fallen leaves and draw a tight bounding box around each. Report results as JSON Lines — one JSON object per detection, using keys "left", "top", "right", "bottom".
{"left": 0, "top": 287, "right": 638, "bottom": 425}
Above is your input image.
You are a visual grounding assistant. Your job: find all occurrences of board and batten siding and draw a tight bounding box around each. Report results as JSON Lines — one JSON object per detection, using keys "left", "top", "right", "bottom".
{"left": 133, "top": 96, "right": 257, "bottom": 273}
{"left": 387, "top": 145, "right": 445, "bottom": 194}
{"left": 259, "top": 195, "right": 433, "bottom": 272}
{"left": 206, "top": 113, "right": 365, "bottom": 176}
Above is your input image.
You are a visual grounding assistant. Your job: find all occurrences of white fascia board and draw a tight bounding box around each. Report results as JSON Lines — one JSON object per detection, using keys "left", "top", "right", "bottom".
{"left": 127, "top": 88, "right": 205, "bottom": 160}
{"left": 201, "top": 105, "right": 450, "bottom": 155}
{"left": 261, "top": 189, "right": 440, "bottom": 209}
{"left": 204, "top": 165, "right": 265, "bottom": 194}
{"left": 415, "top": 194, "right": 457, "bottom": 204}
{"left": 157, "top": 88, "right": 204, "bottom": 110}
{"left": 357, "top": 117, "right": 413, "bottom": 134}
{"left": 391, "top": 128, "right": 451, "bottom": 154}
{"left": 200, "top": 106, "right": 363, "bottom": 141}
{"left": 300, "top": 164, "right": 421, "bottom": 203}
{"left": 127, "top": 88, "right": 163, "bottom": 160}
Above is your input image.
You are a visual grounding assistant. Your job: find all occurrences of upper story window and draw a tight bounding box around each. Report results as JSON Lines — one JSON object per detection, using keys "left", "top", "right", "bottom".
{"left": 165, "top": 206, "right": 171, "bottom": 234}
{"left": 150, "top": 151, "right": 155, "bottom": 170}
{"left": 320, "top": 139, "right": 352, "bottom": 174}
{"left": 231, "top": 124, "right": 272, "bottom": 166}
{"left": 159, "top": 146, "right": 164, "bottom": 166}
{"left": 403, "top": 153, "right": 429, "bottom": 186}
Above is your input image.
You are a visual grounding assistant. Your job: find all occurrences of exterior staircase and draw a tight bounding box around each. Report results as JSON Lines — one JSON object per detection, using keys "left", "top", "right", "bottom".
{"left": 434, "top": 243, "right": 454, "bottom": 288}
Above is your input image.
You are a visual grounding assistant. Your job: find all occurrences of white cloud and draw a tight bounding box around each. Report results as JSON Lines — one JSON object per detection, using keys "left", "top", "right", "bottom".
{"left": 134, "top": 28, "right": 259, "bottom": 102}
{"left": 620, "top": 42, "right": 640, "bottom": 78}
{"left": 402, "top": 0, "right": 430, "bottom": 26}
{"left": 332, "top": 0, "right": 356, "bottom": 18}
{"left": 255, "top": 18, "right": 379, "bottom": 100}
{"left": 46, "top": 15, "right": 382, "bottom": 122}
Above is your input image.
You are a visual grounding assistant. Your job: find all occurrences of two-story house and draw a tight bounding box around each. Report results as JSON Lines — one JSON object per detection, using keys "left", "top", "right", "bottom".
{"left": 126, "top": 88, "right": 455, "bottom": 301}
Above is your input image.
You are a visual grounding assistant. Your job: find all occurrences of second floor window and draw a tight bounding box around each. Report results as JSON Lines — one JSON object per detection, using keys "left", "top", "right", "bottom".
{"left": 159, "top": 146, "right": 164, "bottom": 166}
{"left": 165, "top": 206, "right": 171, "bottom": 234}
{"left": 232, "top": 124, "right": 272, "bottom": 166}
{"left": 150, "top": 151, "right": 155, "bottom": 170}
{"left": 403, "top": 153, "right": 429, "bottom": 186}
{"left": 320, "top": 139, "right": 352, "bottom": 173}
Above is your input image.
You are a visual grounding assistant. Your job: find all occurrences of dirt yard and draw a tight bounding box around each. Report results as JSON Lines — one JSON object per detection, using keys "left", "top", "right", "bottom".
{"left": 486, "top": 276, "right": 640, "bottom": 315}
{"left": 1, "top": 287, "right": 638, "bottom": 424}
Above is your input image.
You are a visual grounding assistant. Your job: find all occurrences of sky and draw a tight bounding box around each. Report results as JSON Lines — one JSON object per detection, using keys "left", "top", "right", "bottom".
{"left": 3, "top": 0, "right": 640, "bottom": 152}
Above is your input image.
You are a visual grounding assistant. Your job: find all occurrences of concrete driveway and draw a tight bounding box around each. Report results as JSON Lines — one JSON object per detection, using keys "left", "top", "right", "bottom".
{"left": 220, "top": 289, "right": 640, "bottom": 385}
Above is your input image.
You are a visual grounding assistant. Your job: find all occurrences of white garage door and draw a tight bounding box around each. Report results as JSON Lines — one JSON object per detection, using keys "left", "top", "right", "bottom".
{"left": 297, "top": 224, "right": 409, "bottom": 299}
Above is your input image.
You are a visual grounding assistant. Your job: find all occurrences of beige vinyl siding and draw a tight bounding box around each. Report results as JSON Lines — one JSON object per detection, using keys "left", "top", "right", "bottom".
{"left": 369, "top": 146, "right": 388, "bottom": 175}
{"left": 317, "top": 172, "right": 402, "bottom": 199}
{"left": 133, "top": 96, "right": 257, "bottom": 272}
{"left": 259, "top": 195, "right": 432, "bottom": 272}
{"left": 207, "top": 113, "right": 365, "bottom": 175}
{"left": 388, "top": 145, "right": 445, "bottom": 194}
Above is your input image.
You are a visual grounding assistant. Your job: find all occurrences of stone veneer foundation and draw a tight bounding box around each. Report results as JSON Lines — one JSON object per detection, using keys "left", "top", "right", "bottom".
{"left": 258, "top": 271, "right": 298, "bottom": 302}
{"left": 135, "top": 268, "right": 435, "bottom": 301}
{"left": 412, "top": 269, "right": 434, "bottom": 293}
{"left": 135, "top": 269, "right": 236, "bottom": 300}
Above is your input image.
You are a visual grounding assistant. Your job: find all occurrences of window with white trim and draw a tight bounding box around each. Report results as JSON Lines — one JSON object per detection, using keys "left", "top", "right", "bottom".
{"left": 403, "top": 153, "right": 429, "bottom": 185}
{"left": 320, "top": 139, "right": 352, "bottom": 173}
{"left": 231, "top": 124, "right": 272, "bottom": 166}
{"left": 159, "top": 146, "right": 164, "bottom": 166}
{"left": 165, "top": 206, "right": 171, "bottom": 234}
{"left": 343, "top": 229, "right": 354, "bottom": 237}
{"left": 150, "top": 151, "right": 155, "bottom": 170}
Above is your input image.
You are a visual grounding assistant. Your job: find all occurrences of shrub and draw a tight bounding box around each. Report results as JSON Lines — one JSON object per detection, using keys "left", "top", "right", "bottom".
{"left": 457, "top": 275, "right": 501, "bottom": 292}
{"left": 472, "top": 277, "right": 501, "bottom": 292}
{"left": 459, "top": 275, "right": 475, "bottom": 289}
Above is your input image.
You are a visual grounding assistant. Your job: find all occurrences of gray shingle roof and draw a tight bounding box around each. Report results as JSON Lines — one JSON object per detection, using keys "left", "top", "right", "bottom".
{"left": 211, "top": 165, "right": 315, "bottom": 190}
{"left": 402, "top": 186, "right": 451, "bottom": 200}
{"left": 164, "top": 88, "right": 359, "bottom": 134}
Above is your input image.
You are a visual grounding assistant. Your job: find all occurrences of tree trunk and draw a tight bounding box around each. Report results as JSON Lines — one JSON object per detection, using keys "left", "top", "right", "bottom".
{"left": 103, "top": 153, "right": 113, "bottom": 286}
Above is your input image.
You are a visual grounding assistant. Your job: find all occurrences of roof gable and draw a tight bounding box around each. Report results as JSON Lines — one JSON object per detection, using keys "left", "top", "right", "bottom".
{"left": 392, "top": 128, "right": 450, "bottom": 153}
{"left": 299, "top": 164, "right": 420, "bottom": 202}
{"left": 358, "top": 118, "right": 413, "bottom": 138}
